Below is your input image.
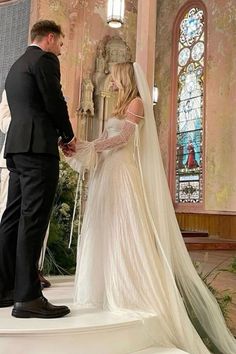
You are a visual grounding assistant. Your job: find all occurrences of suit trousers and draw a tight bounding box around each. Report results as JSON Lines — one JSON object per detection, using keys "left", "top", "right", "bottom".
{"left": 0, "top": 153, "right": 59, "bottom": 301}
{"left": 0, "top": 167, "right": 51, "bottom": 272}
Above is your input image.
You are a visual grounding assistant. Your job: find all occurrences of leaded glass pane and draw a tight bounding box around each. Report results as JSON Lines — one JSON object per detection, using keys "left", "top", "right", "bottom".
{"left": 178, "top": 48, "right": 190, "bottom": 66}
{"left": 175, "top": 7, "right": 205, "bottom": 204}
{"left": 191, "top": 42, "right": 204, "bottom": 61}
{"left": 180, "top": 8, "right": 204, "bottom": 46}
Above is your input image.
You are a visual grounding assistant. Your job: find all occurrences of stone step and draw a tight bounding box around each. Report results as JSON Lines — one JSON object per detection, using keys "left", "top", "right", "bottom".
{"left": 0, "top": 277, "right": 194, "bottom": 354}
{"left": 0, "top": 306, "right": 156, "bottom": 354}
{"left": 0, "top": 277, "right": 159, "bottom": 354}
{"left": 184, "top": 237, "right": 236, "bottom": 251}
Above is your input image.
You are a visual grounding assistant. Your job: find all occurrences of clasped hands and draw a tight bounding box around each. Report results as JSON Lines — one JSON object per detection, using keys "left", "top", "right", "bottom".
{"left": 59, "top": 137, "right": 77, "bottom": 157}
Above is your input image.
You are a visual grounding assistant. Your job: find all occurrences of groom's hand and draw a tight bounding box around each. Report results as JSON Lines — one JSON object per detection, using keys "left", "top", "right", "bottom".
{"left": 66, "top": 137, "right": 77, "bottom": 153}
{"left": 59, "top": 137, "right": 77, "bottom": 157}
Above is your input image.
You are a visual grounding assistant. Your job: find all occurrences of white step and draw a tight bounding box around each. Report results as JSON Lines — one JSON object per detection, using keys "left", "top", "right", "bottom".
{"left": 0, "top": 310, "right": 156, "bottom": 354}
{"left": 0, "top": 277, "right": 155, "bottom": 354}
{"left": 0, "top": 277, "right": 189, "bottom": 354}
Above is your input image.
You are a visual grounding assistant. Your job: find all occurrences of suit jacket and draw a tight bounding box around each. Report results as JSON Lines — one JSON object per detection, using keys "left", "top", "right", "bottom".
{"left": 0, "top": 90, "right": 11, "bottom": 168}
{"left": 4, "top": 46, "right": 74, "bottom": 158}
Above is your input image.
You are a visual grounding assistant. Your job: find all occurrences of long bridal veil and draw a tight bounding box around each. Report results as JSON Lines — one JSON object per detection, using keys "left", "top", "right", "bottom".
{"left": 133, "top": 62, "right": 236, "bottom": 354}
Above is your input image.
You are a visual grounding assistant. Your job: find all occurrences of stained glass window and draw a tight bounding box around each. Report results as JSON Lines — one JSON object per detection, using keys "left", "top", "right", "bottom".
{"left": 175, "top": 7, "right": 205, "bottom": 204}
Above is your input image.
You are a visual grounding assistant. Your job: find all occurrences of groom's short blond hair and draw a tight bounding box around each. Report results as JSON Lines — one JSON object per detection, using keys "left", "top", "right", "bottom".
{"left": 30, "top": 20, "right": 64, "bottom": 42}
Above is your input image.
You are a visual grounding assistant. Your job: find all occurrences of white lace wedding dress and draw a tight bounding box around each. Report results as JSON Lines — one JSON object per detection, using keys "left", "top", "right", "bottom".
{"left": 66, "top": 64, "right": 236, "bottom": 354}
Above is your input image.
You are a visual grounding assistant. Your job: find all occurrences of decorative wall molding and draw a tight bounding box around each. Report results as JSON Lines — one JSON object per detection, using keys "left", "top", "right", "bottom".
{"left": 76, "top": 35, "right": 132, "bottom": 141}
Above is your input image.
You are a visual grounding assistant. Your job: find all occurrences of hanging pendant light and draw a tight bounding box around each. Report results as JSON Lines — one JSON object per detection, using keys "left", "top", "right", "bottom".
{"left": 107, "top": 0, "right": 125, "bottom": 28}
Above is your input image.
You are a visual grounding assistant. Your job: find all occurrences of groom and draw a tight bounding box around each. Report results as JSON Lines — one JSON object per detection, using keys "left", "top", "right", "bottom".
{"left": 0, "top": 20, "right": 75, "bottom": 318}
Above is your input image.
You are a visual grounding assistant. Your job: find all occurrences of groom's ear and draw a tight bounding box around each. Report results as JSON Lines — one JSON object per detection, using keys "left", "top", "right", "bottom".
{"left": 47, "top": 33, "right": 55, "bottom": 43}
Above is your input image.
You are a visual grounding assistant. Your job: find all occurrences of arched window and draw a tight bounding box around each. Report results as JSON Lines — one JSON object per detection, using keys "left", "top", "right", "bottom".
{"left": 170, "top": 1, "right": 206, "bottom": 210}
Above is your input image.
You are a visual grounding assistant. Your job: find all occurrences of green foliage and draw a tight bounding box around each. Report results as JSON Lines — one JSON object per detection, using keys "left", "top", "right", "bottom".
{"left": 219, "top": 256, "right": 236, "bottom": 274}
{"left": 43, "top": 159, "right": 80, "bottom": 275}
{"left": 184, "top": 259, "right": 235, "bottom": 353}
{"left": 194, "top": 260, "right": 234, "bottom": 321}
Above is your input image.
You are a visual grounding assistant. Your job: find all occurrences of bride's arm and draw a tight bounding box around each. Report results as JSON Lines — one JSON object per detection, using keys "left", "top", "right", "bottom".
{"left": 65, "top": 127, "right": 109, "bottom": 173}
{"left": 76, "top": 125, "right": 108, "bottom": 146}
{"left": 66, "top": 127, "right": 108, "bottom": 155}
{"left": 93, "top": 98, "right": 144, "bottom": 152}
{"left": 96, "top": 128, "right": 108, "bottom": 141}
{"left": 65, "top": 99, "right": 143, "bottom": 173}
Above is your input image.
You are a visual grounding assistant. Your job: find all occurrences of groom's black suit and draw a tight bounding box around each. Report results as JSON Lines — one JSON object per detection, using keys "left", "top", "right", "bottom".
{"left": 0, "top": 46, "right": 74, "bottom": 302}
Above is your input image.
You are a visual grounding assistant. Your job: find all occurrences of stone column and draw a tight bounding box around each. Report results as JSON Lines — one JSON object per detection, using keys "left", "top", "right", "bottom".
{"left": 135, "top": 0, "right": 157, "bottom": 90}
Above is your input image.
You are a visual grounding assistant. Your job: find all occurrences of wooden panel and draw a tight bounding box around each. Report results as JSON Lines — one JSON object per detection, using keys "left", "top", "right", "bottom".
{"left": 176, "top": 213, "right": 236, "bottom": 240}
{"left": 185, "top": 237, "right": 236, "bottom": 251}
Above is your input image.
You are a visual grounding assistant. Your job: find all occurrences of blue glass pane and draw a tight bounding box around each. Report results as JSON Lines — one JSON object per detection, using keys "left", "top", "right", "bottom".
{"left": 180, "top": 8, "right": 204, "bottom": 46}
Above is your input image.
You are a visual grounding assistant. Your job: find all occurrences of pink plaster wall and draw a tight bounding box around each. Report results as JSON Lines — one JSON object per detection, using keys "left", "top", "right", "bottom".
{"left": 155, "top": 0, "right": 236, "bottom": 213}
{"left": 30, "top": 0, "right": 137, "bottom": 132}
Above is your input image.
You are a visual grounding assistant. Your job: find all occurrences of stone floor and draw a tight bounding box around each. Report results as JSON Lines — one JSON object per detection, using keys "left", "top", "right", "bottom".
{"left": 189, "top": 250, "right": 236, "bottom": 336}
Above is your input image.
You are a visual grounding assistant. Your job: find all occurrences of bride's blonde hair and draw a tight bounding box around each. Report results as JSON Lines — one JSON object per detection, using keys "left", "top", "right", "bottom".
{"left": 111, "top": 62, "right": 139, "bottom": 118}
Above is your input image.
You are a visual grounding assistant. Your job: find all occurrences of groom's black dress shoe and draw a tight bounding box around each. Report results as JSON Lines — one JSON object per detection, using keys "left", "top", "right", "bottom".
{"left": 0, "top": 290, "right": 14, "bottom": 308}
{"left": 12, "top": 296, "right": 70, "bottom": 318}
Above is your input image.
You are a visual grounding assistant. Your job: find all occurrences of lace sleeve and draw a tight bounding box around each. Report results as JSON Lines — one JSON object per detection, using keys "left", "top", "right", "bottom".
{"left": 65, "top": 129, "right": 107, "bottom": 173}
{"left": 93, "top": 128, "right": 108, "bottom": 144}
{"left": 94, "top": 97, "right": 144, "bottom": 152}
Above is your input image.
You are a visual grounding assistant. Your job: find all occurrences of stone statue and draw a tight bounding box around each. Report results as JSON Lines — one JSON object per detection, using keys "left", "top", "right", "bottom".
{"left": 95, "top": 46, "right": 105, "bottom": 73}
{"left": 80, "top": 78, "right": 94, "bottom": 116}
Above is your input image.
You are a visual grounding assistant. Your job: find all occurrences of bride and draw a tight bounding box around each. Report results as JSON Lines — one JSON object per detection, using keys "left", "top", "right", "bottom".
{"left": 65, "top": 62, "right": 236, "bottom": 354}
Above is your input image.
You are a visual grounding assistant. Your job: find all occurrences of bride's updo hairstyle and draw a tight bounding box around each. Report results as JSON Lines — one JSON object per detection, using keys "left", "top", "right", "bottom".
{"left": 111, "top": 62, "right": 139, "bottom": 118}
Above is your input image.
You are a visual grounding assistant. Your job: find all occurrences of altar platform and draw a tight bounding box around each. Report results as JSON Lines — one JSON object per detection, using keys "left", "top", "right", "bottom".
{"left": 0, "top": 277, "right": 188, "bottom": 354}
